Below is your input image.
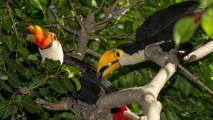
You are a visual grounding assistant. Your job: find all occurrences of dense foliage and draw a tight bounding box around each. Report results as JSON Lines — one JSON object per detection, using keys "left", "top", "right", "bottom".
{"left": 0, "top": 0, "right": 212, "bottom": 119}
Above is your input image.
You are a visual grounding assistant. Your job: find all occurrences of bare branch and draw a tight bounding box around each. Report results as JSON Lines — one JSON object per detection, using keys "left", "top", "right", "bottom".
{"left": 35, "top": 97, "right": 96, "bottom": 120}
{"left": 144, "top": 44, "right": 179, "bottom": 66}
{"left": 86, "top": 48, "right": 102, "bottom": 58}
{"left": 183, "top": 40, "right": 213, "bottom": 63}
{"left": 92, "top": 0, "right": 143, "bottom": 31}
{"left": 6, "top": 2, "right": 19, "bottom": 38}
{"left": 90, "top": 33, "right": 135, "bottom": 40}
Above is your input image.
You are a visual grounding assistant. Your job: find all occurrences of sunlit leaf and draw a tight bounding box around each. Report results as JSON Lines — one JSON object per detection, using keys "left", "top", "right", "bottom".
{"left": 26, "top": 34, "right": 36, "bottom": 42}
{"left": 201, "top": 8, "right": 213, "bottom": 37}
{"left": 173, "top": 17, "right": 196, "bottom": 48}
{"left": 61, "top": 65, "right": 81, "bottom": 78}
{"left": 30, "top": 0, "right": 45, "bottom": 16}
{"left": 72, "top": 76, "right": 81, "bottom": 91}
{"left": 199, "top": 0, "right": 213, "bottom": 8}
{"left": 27, "top": 54, "right": 38, "bottom": 61}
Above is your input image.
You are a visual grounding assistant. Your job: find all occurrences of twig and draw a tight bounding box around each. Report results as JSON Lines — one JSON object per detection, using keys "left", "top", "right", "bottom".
{"left": 68, "top": 0, "right": 85, "bottom": 29}
{"left": 178, "top": 64, "right": 213, "bottom": 94}
{"left": 6, "top": 2, "right": 19, "bottom": 38}
{"left": 93, "top": 0, "right": 143, "bottom": 28}
{"left": 48, "top": 8, "right": 66, "bottom": 37}
{"left": 90, "top": 34, "right": 135, "bottom": 40}
{"left": 86, "top": 48, "right": 102, "bottom": 58}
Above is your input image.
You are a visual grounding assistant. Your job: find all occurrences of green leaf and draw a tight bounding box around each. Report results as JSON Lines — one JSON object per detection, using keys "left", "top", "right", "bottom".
{"left": 161, "top": 112, "right": 167, "bottom": 120}
{"left": 201, "top": 8, "right": 213, "bottom": 37}
{"left": 49, "top": 79, "right": 68, "bottom": 94}
{"left": 0, "top": 10, "right": 12, "bottom": 33}
{"left": 12, "top": 62, "right": 32, "bottom": 80}
{"left": 29, "top": 74, "right": 47, "bottom": 89}
{"left": 39, "top": 87, "right": 49, "bottom": 97}
{"left": 21, "top": 95, "right": 41, "bottom": 113}
{"left": 0, "top": 80, "right": 12, "bottom": 92}
{"left": 27, "top": 54, "right": 38, "bottom": 61}
{"left": 173, "top": 74, "right": 192, "bottom": 96}
{"left": 62, "top": 65, "right": 81, "bottom": 78}
{"left": 72, "top": 76, "right": 81, "bottom": 91}
{"left": 5, "top": 36, "right": 16, "bottom": 51}
{"left": 89, "top": 41, "right": 100, "bottom": 51}
{"left": 200, "top": 0, "right": 213, "bottom": 8}
{"left": 7, "top": 70, "right": 21, "bottom": 88}
{"left": 30, "top": 0, "right": 45, "bottom": 16}
{"left": 26, "top": 34, "right": 36, "bottom": 42}
{"left": 173, "top": 17, "right": 196, "bottom": 48}
{"left": 43, "top": 58, "right": 61, "bottom": 72}
{"left": 0, "top": 103, "right": 13, "bottom": 119}
{"left": 62, "top": 77, "right": 74, "bottom": 92}
{"left": 15, "top": 8, "right": 22, "bottom": 17}
{"left": 166, "top": 111, "right": 178, "bottom": 120}
{"left": 17, "top": 47, "right": 29, "bottom": 58}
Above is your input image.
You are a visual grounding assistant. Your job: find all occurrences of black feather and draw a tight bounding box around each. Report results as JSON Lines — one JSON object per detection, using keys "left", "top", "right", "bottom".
{"left": 63, "top": 53, "right": 117, "bottom": 104}
{"left": 119, "top": 1, "right": 200, "bottom": 55}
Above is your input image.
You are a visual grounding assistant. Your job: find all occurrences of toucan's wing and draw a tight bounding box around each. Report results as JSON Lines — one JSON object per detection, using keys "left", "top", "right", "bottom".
{"left": 63, "top": 53, "right": 117, "bottom": 104}
{"left": 136, "top": 1, "right": 199, "bottom": 46}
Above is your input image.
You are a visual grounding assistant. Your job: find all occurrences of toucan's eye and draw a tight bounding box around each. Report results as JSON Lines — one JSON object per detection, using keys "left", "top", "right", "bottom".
{"left": 115, "top": 52, "right": 120, "bottom": 57}
{"left": 114, "top": 49, "right": 124, "bottom": 59}
{"left": 114, "top": 49, "right": 121, "bottom": 58}
{"left": 51, "top": 32, "right": 58, "bottom": 41}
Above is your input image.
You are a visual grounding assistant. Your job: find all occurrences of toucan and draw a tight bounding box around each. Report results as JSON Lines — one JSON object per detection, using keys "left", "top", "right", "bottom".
{"left": 26, "top": 24, "right": 130, "bottom": 120}
{"left": 97, "top": 1, "right": 203, "bottom": 77}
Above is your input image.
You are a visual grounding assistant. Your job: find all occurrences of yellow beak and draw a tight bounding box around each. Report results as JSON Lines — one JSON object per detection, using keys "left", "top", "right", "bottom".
{"left": 97, "top": 49, "right": 121, "bottom": 77}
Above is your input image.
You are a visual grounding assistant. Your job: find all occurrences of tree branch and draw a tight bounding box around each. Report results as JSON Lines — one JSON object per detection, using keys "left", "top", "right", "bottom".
{"left": 86, "top": 48, "right": 102, "bottom": 58}
{"left": 35, "top": 97, "right": 97, "bottom": 120}
{"left": 183, "top": 40, "right": 213, "bottom": 63}
{"left": 7, "top": 2, "right": 19, "bottom": 38}
{"left": 68, "top": 0, "right": 85, "bottom": 29}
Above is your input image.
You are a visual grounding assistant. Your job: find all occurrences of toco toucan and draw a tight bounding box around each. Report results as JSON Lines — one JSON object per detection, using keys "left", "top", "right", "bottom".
{"left": 97, "top": 1, "right": 203, "bottom": 77}
{"left": 26, "top": 24, "right": 130, "bottom": 120}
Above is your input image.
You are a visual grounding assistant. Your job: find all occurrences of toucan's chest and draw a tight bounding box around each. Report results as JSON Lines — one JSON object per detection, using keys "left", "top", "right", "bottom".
{"left": 38, "top": 40, "right": 64, "bottom": 64}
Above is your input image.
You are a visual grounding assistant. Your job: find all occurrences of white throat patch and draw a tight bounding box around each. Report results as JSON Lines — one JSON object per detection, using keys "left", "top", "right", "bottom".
{"left": 119, "top": 50, "right": 145, "bottom": 66}
{"left": 39, "top": 40, "right": 64, "bottom": 65}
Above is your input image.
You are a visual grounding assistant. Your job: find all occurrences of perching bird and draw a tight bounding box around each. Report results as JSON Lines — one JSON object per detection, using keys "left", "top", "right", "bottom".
{"left": 97, "top": 1, "right": 202, "bottom": 77}
{"left": 26, "top": 24, "right": 130, "bottom": 120}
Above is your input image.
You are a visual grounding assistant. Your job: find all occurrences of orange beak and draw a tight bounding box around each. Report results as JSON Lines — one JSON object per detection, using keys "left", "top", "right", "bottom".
{"left": 97, "top": 49, "right": 121, "bottom": 77}
{"left": 26, "top": 24, "right": 51, "bottom": 49}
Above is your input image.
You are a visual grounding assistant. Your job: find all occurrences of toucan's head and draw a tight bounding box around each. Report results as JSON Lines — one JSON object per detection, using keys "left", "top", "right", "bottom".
{"left": 97, "top": 42, "right": 146, "bottom": 77}
{"left": 26, "top": 24, "right": 57, "bottom": 49}
{"left": 26, "top": 24, "right": 64, "bottom": 64}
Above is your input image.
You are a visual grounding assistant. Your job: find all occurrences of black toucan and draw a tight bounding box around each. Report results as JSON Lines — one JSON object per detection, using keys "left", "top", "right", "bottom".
{"left": 26, "top": 25, "right": 130, "bottom": 120}
{"left": 97, "top": 1, "right": 202, "bottom": 77}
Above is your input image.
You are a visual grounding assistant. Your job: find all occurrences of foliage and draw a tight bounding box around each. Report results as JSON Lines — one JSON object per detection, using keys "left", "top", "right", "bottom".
{"left": 0, "top": 0, "right": 212, "bottom": 119}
